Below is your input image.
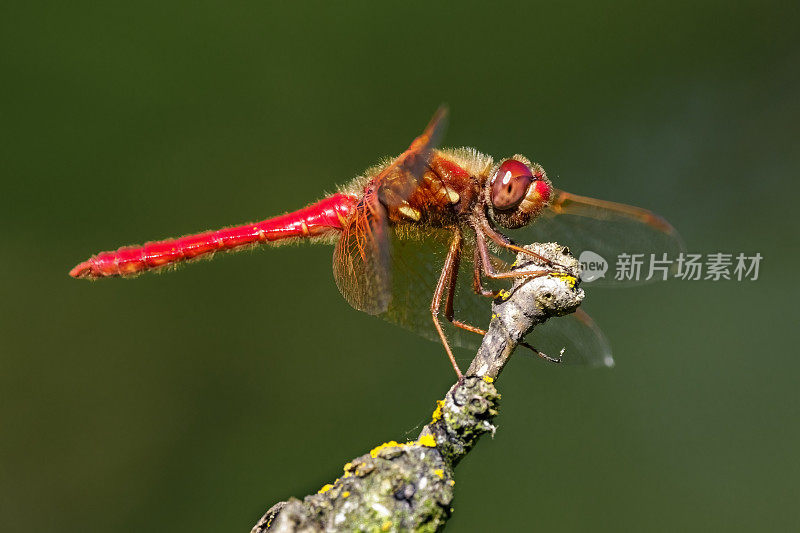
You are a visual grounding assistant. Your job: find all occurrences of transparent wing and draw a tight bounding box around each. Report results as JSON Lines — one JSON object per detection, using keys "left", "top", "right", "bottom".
{"left": 332, "top": 106, "right": 449, "bottom": 314}
{"left": 377, "top": 225, "right": 614, "bottom": 368}
{"left": 333, "top": 197, "right": 392, "bottom": 314}
{"left": 376, "top": 106, "right": 448, "bottom": 210}
{"left": 525, "top": 308, "right": 614, "bottom": 368}
{"left": 508, "top": 190, "right": 685, "bottom": 287}
{"left": 381, "top": 225, "right": 496, "bottom": 350}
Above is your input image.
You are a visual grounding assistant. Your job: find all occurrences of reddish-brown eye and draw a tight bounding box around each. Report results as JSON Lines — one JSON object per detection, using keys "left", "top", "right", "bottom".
{"left": 490, "top": 159, "right": 534, "bottom": 210}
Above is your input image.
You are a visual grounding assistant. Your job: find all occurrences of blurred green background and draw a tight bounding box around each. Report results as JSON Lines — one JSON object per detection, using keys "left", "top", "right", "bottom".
{"left": 2, "top": 2, "right": 798, "bottom": 531}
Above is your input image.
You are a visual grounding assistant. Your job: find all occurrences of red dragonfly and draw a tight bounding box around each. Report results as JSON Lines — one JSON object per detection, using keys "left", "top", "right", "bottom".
{"left": 70, "top": 107, "right": 682, "bottom": 377}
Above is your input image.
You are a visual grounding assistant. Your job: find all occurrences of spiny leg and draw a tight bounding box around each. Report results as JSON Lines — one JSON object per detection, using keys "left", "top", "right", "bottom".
{"left": 443, "top": 246, "right": 489, "bottom": 336}
{"left": 473, "top": 225, "right": 553, "bottom": 282}
{"left": 471, "top": 244, "right": 496, "bottom": 298}
{"left": 430, "top": 228, "right": 464, "bottom": 379}
{"left": 478, "top": 218, "right": 571, "bottom": 271}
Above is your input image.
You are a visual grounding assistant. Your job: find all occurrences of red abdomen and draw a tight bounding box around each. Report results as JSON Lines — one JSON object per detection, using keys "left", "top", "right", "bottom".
{"left": 70, "top": 193, "right": 358, "bottom": 279}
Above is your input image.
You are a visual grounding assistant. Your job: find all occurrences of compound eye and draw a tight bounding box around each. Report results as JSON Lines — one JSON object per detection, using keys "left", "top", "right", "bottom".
{"left": 491, "top": 159, "right": 534, "bottom": 210}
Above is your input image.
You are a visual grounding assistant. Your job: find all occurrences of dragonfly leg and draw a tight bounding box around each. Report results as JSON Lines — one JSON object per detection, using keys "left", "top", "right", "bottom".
{"left": 473, "top": 232, "right": 569, "bottom": 363}
{"left": 519, "top": 341, "right": 563, "bottom": 364}
{"left": 443, "top": 255, "right": 489, "bottom": 335}
{"left": 471, "top": 245, "right": 497, "bottom": 298}
{"left": 430, "top": 228, "right": 464, "bottom": 379}
{"left": 474, "top": 225, "right": 554, "bottom": 282}
{"left": 479, "top": 219, "right": 571, "bottom": 270}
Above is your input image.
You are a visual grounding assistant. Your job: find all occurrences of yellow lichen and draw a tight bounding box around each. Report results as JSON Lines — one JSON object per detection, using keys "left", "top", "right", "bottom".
{"left": 448, "top": 479, "right": 455, "bottom": 486}
{"left": 549, "top": 272, "right": 577, "bottom": 288}
{"left": 369, "top": 436, "right": 437, "bottom": 460}
{"left": 381, "top": 520, "right": 393, "bottom": 531}
{"left": 495, "top": 289, "right": 511, "bottom": 301}
{"left": 318, "top": 483, "right": 334, "bottom": 494}
{"left": 342, "top": 491, "right": 350, "bottom": 498}
{"left": 430, "top": 400, "right": 444, "bottom": 423}
{"left": 343, "top": 462, "right": 354, "bottom": 477}
{"left": 417, "top": 434, "right": 437, "bottom": 447}
{"left": 369, "top": 440, "right": 403, "bottom": 458}
{"left": 434, "top": 469, "right": 444, "bottom": 479}
{"left": 482, "top": 375, "right": 494, "bottom": 384}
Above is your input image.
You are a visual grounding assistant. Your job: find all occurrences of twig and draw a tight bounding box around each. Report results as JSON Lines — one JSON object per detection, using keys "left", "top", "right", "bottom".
{"left": 252, "top": 242, "right": 583, "bottom": 532}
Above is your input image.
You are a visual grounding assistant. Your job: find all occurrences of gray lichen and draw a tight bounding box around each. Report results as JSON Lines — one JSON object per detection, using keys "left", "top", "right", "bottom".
{"left": 252, "top": 243, "right": 583, "bottom": 533}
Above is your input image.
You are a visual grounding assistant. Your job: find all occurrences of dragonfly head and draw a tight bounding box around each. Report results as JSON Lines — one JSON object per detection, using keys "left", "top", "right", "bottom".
{"left": 486, "top": 155, "right": 552, "bottom": 229}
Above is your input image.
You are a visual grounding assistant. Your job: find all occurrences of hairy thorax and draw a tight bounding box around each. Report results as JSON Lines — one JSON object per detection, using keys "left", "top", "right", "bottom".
{"left": 376, "top": 149, "right": 493, "bottom": 229}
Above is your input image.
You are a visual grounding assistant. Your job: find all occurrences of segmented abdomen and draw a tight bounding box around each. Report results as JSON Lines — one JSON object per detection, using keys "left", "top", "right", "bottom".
{"left": 70, "top": 193, "right": 358, "bottom": 279}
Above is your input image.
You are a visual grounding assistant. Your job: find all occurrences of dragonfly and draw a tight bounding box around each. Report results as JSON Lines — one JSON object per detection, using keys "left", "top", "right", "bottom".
{"left": 70, "top": 107, "right": 683, "bottom": 378}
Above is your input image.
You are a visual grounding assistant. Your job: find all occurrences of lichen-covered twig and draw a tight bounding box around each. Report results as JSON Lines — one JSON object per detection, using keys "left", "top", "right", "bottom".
{"left": 252, "top": 243, "right": 583, "bottom": 533}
